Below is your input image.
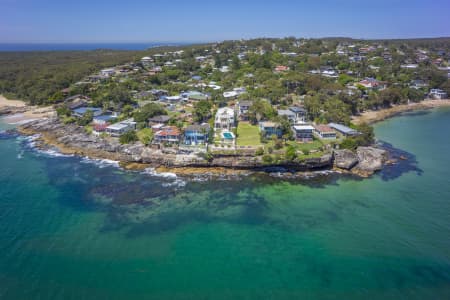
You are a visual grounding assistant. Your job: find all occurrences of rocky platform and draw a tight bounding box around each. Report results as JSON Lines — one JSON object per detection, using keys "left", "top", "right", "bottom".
{"left": 18, "top": 118, "right": 387, "bottom": 177}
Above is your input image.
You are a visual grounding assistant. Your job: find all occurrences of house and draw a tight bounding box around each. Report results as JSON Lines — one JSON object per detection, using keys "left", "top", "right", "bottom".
{"left": 237, "top": 100, "right": 253, "bottom": 120}
{"left": 274, "top": 65, "right": 289, "bottom": 72}
{"left": 214, "top": 107, "right": 235, "bottom": 130}
{"left": 86, "top": 75, "right": 108, "bottom": 83}
{"left": 223, "top": 87, "right": 246, "bottom": 99}
{"left": 429, "top": 89, "right": 448, "bottom": 99}
{"left": 141, "top": 56, "right": 153, "bottom": 63}
{"left": 93, "top": 113, "right": 118, "bottom": 125}
{"left": 277, "top": 109, "right": 297, "bottom": 124}
{"left": 181, "top": 91, "right": 209, "bottom": 102}
{"left": 289, "top": 106, "right": 307, "bottom": 123}
{"left": 357, "top": 77, "right": 386, "bottom": 90}
{"left": 410, "top": 80, "right": 429, "bottom": 89}
{"left": 321, "top": 67, "right": 338, "bottom": 78}
{"left": 93, "top": 123, "right": 109, "bottom": 134}
{"left": 100, "top": 68, "right": 115, "bottom": 77}
{"left": 313, "top": 125, "right": 337, "bottom": 139}
{"left": 154, "top": 126, "right": 181, "bottom": 144}
{"left": 65, "top": 95, "right": 89, "bottom": 110}
{"left": 184, "top": 123, "right": 210, "bottom": 145}
{"left": 292, "top": 125, "right": 315, "bottom": 142}
{"left": 161, "top": 95, "right": 183, "bottom": 103}
{"left": 259, "top": 121, "right": 282, "bottom": 138}
{"left": 401, "top": 64, "right": 418, "bottom": 69}
{"left": 106, "top": 119, "right": 137, "bottom": 136}
{"left": 72, "top": 107, "right": 103, "bottom": 118}
{"left": 223, "top": 91, "right": 239, "bottom": 99}
{"left": 148, "top": 115, "right": 170, "bottom": 125}
{"left": 219, "top": 66, "right": 230, "bottom": 73}
{"left": 328, "top": 123, "right": 359, "bottom": 137}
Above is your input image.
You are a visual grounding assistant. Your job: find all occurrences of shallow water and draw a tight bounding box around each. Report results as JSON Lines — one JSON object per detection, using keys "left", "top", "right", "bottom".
{"left": 0, "top": 109, "right": 450, "bottom": 299}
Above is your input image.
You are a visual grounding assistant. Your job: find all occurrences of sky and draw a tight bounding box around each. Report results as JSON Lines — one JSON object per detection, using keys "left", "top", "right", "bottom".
{"left": 1, "top": 0, "right": 449, "bottom": 43}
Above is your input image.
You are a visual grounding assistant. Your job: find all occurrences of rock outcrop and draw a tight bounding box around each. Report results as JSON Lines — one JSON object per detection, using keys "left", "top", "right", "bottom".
{"left": 18, "top": 118, "right": 387, "bottom": 177}
{"left": 333, "top": 149, "right": 359, "bottom": 170}
{"left": 353, "top": 146, "right": 388, "bottom": 176}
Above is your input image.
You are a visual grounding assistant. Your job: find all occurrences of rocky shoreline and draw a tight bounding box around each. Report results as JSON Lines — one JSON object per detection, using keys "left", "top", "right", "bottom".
{"left": 17, "top": 117, "right": 388, "bottom": 178}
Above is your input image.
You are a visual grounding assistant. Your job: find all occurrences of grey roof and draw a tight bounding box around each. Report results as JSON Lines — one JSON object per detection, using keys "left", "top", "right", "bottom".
{"left": 278, "top": 109, "right": 296, "bottom": 117}
{"left": 328, "top": 123, "right": 359, "bottom": 135}
{"left": 239, "top": 100, "right": 253, "bottom": 107}
{"left": 289, "top": 106, "right": 306, "bottom": 113}
{"left": 185, "top": 123, "right": 210, "bottom": 131}
{"left": 149, "top": 115, "right": 170, "bottom": 123}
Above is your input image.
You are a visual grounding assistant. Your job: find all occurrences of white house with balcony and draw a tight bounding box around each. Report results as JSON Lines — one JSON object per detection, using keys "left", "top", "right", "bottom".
{"left": 214, "top": 107, "right": 235, "bottom": 131}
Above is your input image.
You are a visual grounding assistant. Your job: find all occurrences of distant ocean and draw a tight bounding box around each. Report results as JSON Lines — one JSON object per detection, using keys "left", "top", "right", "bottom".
{"left": 0, "top": 42, "right": 191, "bottom": 52}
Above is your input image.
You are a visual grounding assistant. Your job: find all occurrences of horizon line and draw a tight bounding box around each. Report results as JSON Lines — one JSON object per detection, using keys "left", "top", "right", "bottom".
{"left": 2, "top": 35, "right": 450, "bottom": 44}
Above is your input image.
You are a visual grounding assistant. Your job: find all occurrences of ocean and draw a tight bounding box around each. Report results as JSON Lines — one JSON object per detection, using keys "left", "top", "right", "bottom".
{"left": 0, "top": 43, "right": 191, "bottom": 52}
{"left": 0, "top": 108, "right": 450, "bottom": 299}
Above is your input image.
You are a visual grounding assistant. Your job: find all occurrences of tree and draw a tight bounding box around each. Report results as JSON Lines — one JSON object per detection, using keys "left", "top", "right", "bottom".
{"left": 231, "top": 55, "right": 241, "bottom": 70}
{"left": 56, "top": 105, "right": 71, "bottom": 117}
{"left": 137, "top": 128, "right": 153, "bottom": 145}
{"left": 119, "top": 130, "right": 138, "bottom": 144}
{"left": 355, "top": 123, "right": 375, "bottom": 146}
{"left": 285, "top": 145, "right": 297, "bottom": 161}
{"left": 248, "top": 99, "right": 276, "bottom": 124}
{"left": 193, "top": 100, "right": 212, "bottom": 122}
{"left": 133, "top": 103, "right": 166, "bottom": 123}
{"left": 378, "top": 87, "right": 404, "bottom": 107}
{"left": 76, "top": 110, "right": 93, "bottom": 126}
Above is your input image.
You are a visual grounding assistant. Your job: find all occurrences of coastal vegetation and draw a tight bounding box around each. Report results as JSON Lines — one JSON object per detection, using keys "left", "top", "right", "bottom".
{"left": 3, "top": 37, "right": 450, "bottom": 172}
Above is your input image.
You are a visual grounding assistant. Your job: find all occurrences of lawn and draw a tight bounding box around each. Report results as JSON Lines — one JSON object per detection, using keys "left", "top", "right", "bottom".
{"left": 288, "top": 139, "right": 324, "bottom": 152}
{"left": 236, "top": 123, "right": 261, "bottom": 146}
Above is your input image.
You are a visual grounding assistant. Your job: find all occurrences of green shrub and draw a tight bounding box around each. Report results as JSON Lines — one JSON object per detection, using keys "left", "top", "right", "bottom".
{"left": 285, "top": 145, "right": 297, "bottom": 161}
{"left": 137, "top": 128, "right": 153, "bottom": 145}
{"left": 340, "top": 138, "right": 358, "bottom": 150}
{"left": 262, "top": 154, "right": 273, "bottom": 164}
{"left": 255, "top": 147, "right": 264, "bottom": 156}
{"left": 63, "top": 116, "right": 76, "bottom": 124}
{"left": 84, "top": 125, "right": 93, "bottom": 135}
{"left": 199, "top": 151, "right": 214, "bottom": 162}
{"left": 119, "top": 130, "right": 138, "bottom": 144}
{"left": 76, "top": 110, "right": 93, "bottom": 126}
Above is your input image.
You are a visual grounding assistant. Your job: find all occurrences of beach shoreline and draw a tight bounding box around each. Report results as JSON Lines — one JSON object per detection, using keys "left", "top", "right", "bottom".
{"left": 352, "top": 99, "right": 450, "bottom": 125}
{"left": 0, "top": 94, "right": 56, "bottom": 124}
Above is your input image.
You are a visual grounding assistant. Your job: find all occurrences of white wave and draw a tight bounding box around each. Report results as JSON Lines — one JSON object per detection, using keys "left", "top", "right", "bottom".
{"left": 141, "top": 167, "right": 177, "bottom": 179}
{"left": 142, "top": 167, "right": 186, "bottom": 187}
{"left": 19, "top": 134, "right": 74, "bottom": 158}
{"left": 37, "top": 148, "right": 74, "bottom": 158}
{"left": 162, "top": 178, "right": 187, "bottom": 188}
{"left": 20, "top": 134, "right": 40, "bottom": 149}
{"left": 80, "top": 156, "right": 120, "bottom": 168}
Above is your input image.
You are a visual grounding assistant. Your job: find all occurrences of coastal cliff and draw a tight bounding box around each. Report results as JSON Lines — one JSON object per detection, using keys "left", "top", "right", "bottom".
{"left": 18, "top": 118, "right": 387, "bottom": 177}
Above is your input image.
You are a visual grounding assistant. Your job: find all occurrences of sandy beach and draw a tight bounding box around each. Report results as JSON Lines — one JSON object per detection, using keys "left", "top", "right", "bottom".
{"left": 352, "top": 99, "right": 450, "bottom": 125}
{"left": 0, "top": 94, "right": 56, "bottom": 124}
{"left": 0, "top": 95, "right": 26, "bottom": 108}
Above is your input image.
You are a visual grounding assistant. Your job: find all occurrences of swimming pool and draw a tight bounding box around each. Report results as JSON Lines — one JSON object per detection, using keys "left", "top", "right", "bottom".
{"left": 221, "top": 131, "right": 235, "bottom": 139}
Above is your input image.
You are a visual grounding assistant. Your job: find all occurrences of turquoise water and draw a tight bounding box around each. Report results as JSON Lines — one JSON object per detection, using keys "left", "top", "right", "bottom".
{"left": 1, "top": 109, "right": 450, "bottom": 299}
{"left": 222, "top": 132, "right": 234, "bottom": 139}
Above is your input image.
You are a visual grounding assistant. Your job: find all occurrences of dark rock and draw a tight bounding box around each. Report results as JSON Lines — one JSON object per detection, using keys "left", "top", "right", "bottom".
{"left": 353, "top": 146, "right": 388, "bottom": 176}
{"left": 333, "top": 149, "right": 358, "bottom": 170}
